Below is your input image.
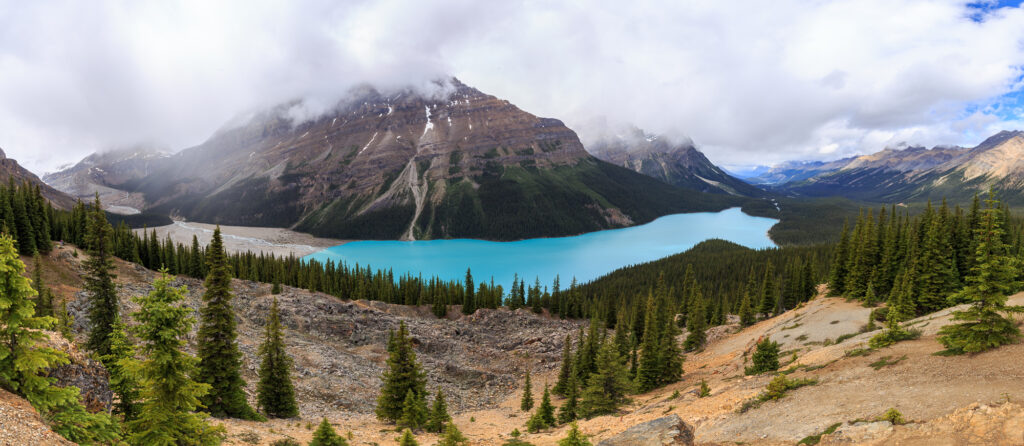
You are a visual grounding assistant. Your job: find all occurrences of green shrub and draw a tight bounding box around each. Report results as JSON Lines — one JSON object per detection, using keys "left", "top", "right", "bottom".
{"left": 868, "top": 327, "right": 920, "bottom": 349}
{"left": 744, "top": 338, "right": 780, "bottom": 375}
{"left": 797, "top": 422, "right": 842, "bottom": 445}
{"left": 875, "top": 408, "right": 906, "bottom": 425}
{"left": 271, "top": 439, "right": 301, "bottom": 446}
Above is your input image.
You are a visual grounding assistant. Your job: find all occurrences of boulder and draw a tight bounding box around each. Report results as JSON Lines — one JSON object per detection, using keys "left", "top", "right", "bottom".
{"left": 597, "top": 414, "right": 694, "bottom": 446}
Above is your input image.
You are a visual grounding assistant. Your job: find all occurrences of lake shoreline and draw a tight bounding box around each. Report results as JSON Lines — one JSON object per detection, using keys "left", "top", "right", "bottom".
{"left": 134, "top": 221, "right": 350, "bottom": 258}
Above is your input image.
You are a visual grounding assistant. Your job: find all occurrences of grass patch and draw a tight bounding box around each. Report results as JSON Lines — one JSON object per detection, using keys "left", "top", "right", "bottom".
{"left": 796, "top": 422, "right": 842, "bottom": 445}
{"left": 835, "top": 332, "right": 858, "bottom": 343}
{"left": 868, "top": 327, "right": 922, "bottom": 349}
{"left": 737, "top": 375, "right": 819, "bottom": 413}
{"left": 844, "top": 347, "right": 872, "bottom": 358}
{"left": 796, "top": 334, "right": 809, "bottom": 342}
{"left": 868, "top": 355, "right": 907, "bottom": 370}
{"left": 781, "top": 322, "right": 803, "bottom": 330}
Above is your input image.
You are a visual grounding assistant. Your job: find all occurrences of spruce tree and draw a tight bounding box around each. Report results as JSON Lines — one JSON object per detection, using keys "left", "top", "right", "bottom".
{"left": 376, "top": 321, "right": 428, "bottom": 422}
{"left": 309, "top": 418, "right": 348, "bottom": 446}
{"left": 399, "top": 389, "right": 429, "bottom": 430}
{"left": 634, "top": 292, "right": 662, "bottom": 392}
{"left": 437, "top": 423, "right": 469, "bottom": 446}
{"left": 398, "top": 429, "right": 419, "bottom": 446}
{"left": 520, "top": 371, "right": 534, "bottom": 411}
{"left": 31, "top": 253, "right": 54, "bottom": 318}
{"left": 426, "top": 387, "right": 451, "bottom": 433}
{"left": 257, "top": 297, "right": 299, "bottom": 418}
{"left": 0, "top": 235, "right": 120, "bottom": 444}
{"left": 189, "top": 235, "right": 203, "bottom": 278}
{"left": 684, "top": 286, "right": 707, "bottom": 351}
{"left": 558, "top": 422, "right": 592, "bottom": 446}
{"left": 556, "top": 372, "right": 579, "bottom": 424}
{"left": 552, "top": 333, "right": 574, "bottom": 396}
{"left": 462, "top": 268, "right": 475, "bottom": 315}
{"left": 126, "top": 272, "right": 223, "bottom": 445}
{"left": 757, "top": 261, "right": 777, "bottom": 317}
{"left": 580, "top": 340, "right": 632, "bottom": 417}
{"left": 536, "top": 384, "right": 556, "bottom": 426}
{"left": 657, "top": 306, "right": 684, "bottom": 386}
{"left": 915, "top": 213, "right": 959, "bottom": 313}
{"left": 744, "top": 338, "right": 780, "bottom": 375}
{"left": 196, "top": 227, "right": 260, "bottom": 420}
{"left": 739, "top": 269, "right": 757, "bottom": 326}
{"left": 104, "top": 319, "right": 139, "bottom": 421}
{"left": 828, "top": 221, "right": 851, "bottom": 295}
{"left": 938, "top": 190, "right": 1024, "bottom": 354}
{"left": 85, "top": 194, "right": 119, "bottom": 358}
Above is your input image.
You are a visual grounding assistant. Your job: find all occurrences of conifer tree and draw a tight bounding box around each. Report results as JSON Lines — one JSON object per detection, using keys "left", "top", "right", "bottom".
{"left": 684, "top": 286, "right": 707, "bottom": 351}
{"left": 828, "top": 221, "right": 851, "bottom": 295}
{"left": 196, "top": 227, "right": 260, "bottom": 420}
{"left": 0, "top": 235, "right": 121, "bottom": 444}
{"left": 915, "top": 212, "right": 959, "bottom": 312}
{"left": 657, "top": 307, "right": 684, "bottom": 385}
{"left": 757, "top": 261, "right": 775, "bottom": 317}
{"left": 309, "top": 418, "right": 348, "bottom": 446}
{"left": 520, "top": 371, "right": 534, "bottom": 411}
{"left": 31, "top": 253, "right": 54, "bottom": 317}
{"left": 399, "top": 389, "right": 429, "bottom": 430}
{"left": 126, "top": 272, "right": 223, "bottom": 445}
{"left": 938, "top": 190, "right": 1024, "bottom": 354}
{"left": 437, "top": 423, "right": 469, "bottom": 446}
{"left": 552, "top": 333, "right": 574, "bottom": 396}
{"left": 189, "top": 235, "right": 203, "bottom": 278}
{"left": 558, "top": 422, "right": 592, "bottom": 446}
{"left": 426, "top": 387, "right": 451, "bottom": 433}
{"left": 739, "top": 268, "right": 757, "bottom": 326}
{"left": 104, "top": 319, "right": 139, "bottom": 421}
{"left": 580, "top": 340, "right": 632, "bottom": 417}
{"left": 634, "top": 292, "right": 662, "bottom": 392}
{"left": 376, "top": 321, "right": 428, "bottom": 422}
{"left": 536, "top": 384, "right": 556, "bottom": 426}
{"left": 745, "top": 338, "right": 780, "bottom": 375}
{"left": 556, "top": 372, "right": 579, "bottom": 424}
{"left": 462, "top": 268, "right": 475, "bottom": 315}
{"left": 399, "top": 429, "right": 419, "bottom": 446}
{"left": 13, "top": 189, "right": 36, "bottom": 255}
{"left": 257, "top": 297, "right": 299, "bottom": 418}
{"left": 85, "top": 194, "right": 119, "bottom": 358}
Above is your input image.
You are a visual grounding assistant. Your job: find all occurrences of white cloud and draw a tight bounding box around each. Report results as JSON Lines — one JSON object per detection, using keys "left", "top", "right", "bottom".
{"left": 1, "top": 0, "right": 1023, "bottom": 173}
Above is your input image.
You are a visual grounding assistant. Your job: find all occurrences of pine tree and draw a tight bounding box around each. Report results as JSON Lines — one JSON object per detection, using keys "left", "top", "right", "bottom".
{"left": 556, "top": 372, "right": 579, "bottom": 424}
{"left": 126, "top": 272, "right": 224, "bottom": 445}
{"left": 757, "top": 261, "right": 777, "bottom": 317}
{"left": 683, "top": 286, "right": 707, "bottom": 351}
{"left": 257, "top": 297, "right": 299, "bottom": 418}
{"left": 376, "top": 321, "right": 428, "bottom": 422}
{"left": 744, "top": 338, "right": 780, "bottom": 375}
{"left": 425, "top": 387, "right": 451, "bottom": 433}
{"left": 437, "top": 423, "right": 469, "bottom": 446}
{"left": 698, "top": 379, "right": 711, "bottom": 398}
{"left": 84, "top": 194, "right": 119, "bottom": 358}
{"left": 104, "top": 319, "right": 139, "bottom": 421}
{"left": 13, "top": 188, "right": 36, "bottom": 255}
{"left": 558, "top": 422, "right": 592, "bottom": 446}
{"left": 580, "top": 340, "right": 632, "bottom": 417}
{"left": 552, "top": 333, "right": 574, "bottom": 396}
{"left": 915, "top": 211, "right": 959, "bottom": 313}
{"left": 938, "top": 190, "right": 1024, "bottom": 354}
{"left": 657, "top": 306, "right": 684, "bottom": 386}
{"left": 634, "top": 292, "right": 662, "bottom": 392}
{"left": 536, "top": 384, "right": 556, "bottom": 426}
{"left": 196, "top": 227, "right": 260, "bottom": 420}
{"left": 309, "top": 418, "right": 348, "bottom": 446}
{"left": 398, "top": 429, "right": 419, "bottom": 446}
{"left": 520, "top": 371, "right": 534, "bottom": 411}
{"left": 399, "top": 389, "right": 429, "bottom": 430}
{"left": 189, "top": 235, "right": 203, "bottom": 278}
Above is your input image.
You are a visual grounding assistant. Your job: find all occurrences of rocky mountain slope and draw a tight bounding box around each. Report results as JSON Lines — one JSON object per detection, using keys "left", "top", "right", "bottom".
{"left": 47, "top": 79, "right": 739, "bottom": 240}
{"left": 42, "top": 147, "right": 168, "bottom": 214}
{"left": 586, "top": 127, "right": 768, "bottom": 197}
{"left": 20, "top": 244, "right": 1024, "bottom": 445}
{"left": 0, "top": 148, "right": 76, "bottom": 209}
{"left": 771, "top": 130, "right": 1024, "bottom": 203}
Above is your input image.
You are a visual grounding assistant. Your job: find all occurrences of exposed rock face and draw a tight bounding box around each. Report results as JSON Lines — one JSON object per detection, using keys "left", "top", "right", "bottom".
{"left": 596, "top": 414, "right": 694, "bottom": 446}
{"left": 0, "top": 389, "right": 74, "bottom": 446}
{"left": 588, "top": 127, "right": 766, "bottom": 197}
{"left": 43, "top": 331, "right": 114, "bottom": 413}
{"left": 48, "top": 79, "right": 737, "bottom": 240}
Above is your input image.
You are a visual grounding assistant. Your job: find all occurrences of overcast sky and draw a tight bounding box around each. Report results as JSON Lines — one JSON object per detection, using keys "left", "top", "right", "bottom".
{"left": 1, "top": 0, "right": 1023, "bottom": 174}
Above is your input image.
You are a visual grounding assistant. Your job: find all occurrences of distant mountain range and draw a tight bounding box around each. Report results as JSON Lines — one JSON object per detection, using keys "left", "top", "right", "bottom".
{"left": 44, "top": 79, "right": 749, "bottom": 240}
{"left": 765, "top": 130, "right": 1024, "bottom": 203}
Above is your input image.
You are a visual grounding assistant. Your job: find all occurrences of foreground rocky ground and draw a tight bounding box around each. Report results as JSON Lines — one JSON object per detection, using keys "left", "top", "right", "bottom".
{"left": 6, "top": 245, "right": 1024, "bottom": 445}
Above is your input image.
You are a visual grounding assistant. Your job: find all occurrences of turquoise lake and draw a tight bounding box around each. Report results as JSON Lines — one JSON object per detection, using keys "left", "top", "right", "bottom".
{"left": 303, "top": 207, "right": 777, "bottom": 291}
